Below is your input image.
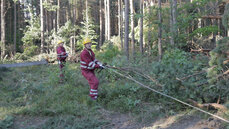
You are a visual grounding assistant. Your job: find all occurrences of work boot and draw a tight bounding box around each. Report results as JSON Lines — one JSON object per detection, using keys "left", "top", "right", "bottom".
{"left": 90, "top": 96, "right": 97, "bottom": 101}
{"left": 59, "top": 79, "right": 64, "bottom": 84}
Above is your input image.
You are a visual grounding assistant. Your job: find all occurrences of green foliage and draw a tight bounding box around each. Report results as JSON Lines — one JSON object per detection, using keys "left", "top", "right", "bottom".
{"left": 191, "top": 26, "right": 220, "bottom": 37}
{"left": 21, "top": 17, "right": 40, "bottom": 58}
{"left": 43, "top": 21, "right": 79, "bottom": 55}
{"left": 97, "top": 42, "right": 121, "bottom": 63}
{"left": 0, "top": 64, "right": 109, "bottom": 128}
{"left": 43, "top": 1, "right": 58, "bottom": 11}
{"left": 110, "top": 36, "right": 122, "bottom": 49}
{"left": 147, "top": 49, "right": 208, "bottom": 101}
{"left": 207, "top": 37, "right": 229, "bottom": 101}
{"left": 56, "top": 21, "right": 79, "bottom": 45}
{"left": 99, "top": 81, "right": 142, "bottom": 112}
{"left": 222, "top": 3, "right": 229, "bottom": 29}
{"left": 79, "top": 10, "right": 98, "bottom": 43}
{"left": 175, "top": 0, "right": 217, "bottom": 48}
{"left": 0, "top": 67, "right": 10, "bottom": 81}
{"left": 0, "top": 115, "right": 14, "bottom": 129}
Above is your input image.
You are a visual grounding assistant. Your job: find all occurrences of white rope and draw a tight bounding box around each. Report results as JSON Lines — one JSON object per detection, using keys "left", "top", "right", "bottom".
{"left": 108, "top": 68, "right": 229, "bottom": 123}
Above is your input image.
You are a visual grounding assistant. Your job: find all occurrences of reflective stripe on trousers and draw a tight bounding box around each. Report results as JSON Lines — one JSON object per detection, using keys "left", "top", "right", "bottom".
{"left": 81, "top": 70, "right": 99, "bottom": 97}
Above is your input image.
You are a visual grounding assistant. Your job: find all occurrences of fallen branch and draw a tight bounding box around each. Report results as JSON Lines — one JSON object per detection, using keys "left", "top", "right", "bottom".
{"left": 177, "top": 71, "right": 206, "bottom": 81}
{"left": 190, "top": 48, "right": 211, "bottom": 53}
{"left": 216, "top": 69, "right": 229, "bottom": 79}
{"left": 188, "top": 99, "right": 227, "bottom": 112}
{"left": 223, "top": 70, "right": 229, "bottom": 75}
{"left": 202, "top": 15, "right": 222, "bottom": 19}
{"left": 223, "top": 60, "right": 229, "bottom": 64}
{"left": 106, "top": 65, "right": 163, "bottom": 87}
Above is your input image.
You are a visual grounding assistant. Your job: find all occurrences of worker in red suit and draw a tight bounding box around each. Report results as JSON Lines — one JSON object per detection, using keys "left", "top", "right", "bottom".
{"left": 57, "top": 40, "right": 68, "bottom": 82}
{"left": 80, "top": 38, "right": 105, "bottom": 100}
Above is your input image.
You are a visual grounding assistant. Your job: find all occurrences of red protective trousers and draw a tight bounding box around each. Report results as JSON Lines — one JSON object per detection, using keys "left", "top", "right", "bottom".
{"left": 57, "top": 46, "right": 67, "bottom": 79}
{"left": 81, "top": 70, "right": 99, "bottom": 99}
{"left": 80, "top": 48, "right": 101, "bottom": 99}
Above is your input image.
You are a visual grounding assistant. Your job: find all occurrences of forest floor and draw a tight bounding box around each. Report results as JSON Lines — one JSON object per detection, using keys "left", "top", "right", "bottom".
{"left": 11, "top": 110, "right": 225, "bottom": 129}
{"left": 0, "top": 63, "right": 228, "bottom": 129}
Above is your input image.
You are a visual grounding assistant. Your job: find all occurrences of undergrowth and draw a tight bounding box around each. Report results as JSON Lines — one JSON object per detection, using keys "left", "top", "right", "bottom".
{"left": 0, "top": 44, "right": 228, "bottom": 128}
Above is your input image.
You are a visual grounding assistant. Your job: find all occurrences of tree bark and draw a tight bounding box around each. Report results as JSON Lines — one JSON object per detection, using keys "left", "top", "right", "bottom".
{"left": 107, "top": 0, "right": 110, "bottom": 40}
{"left": 99, "top": 0, "right": 103, "bottom": 49}
{"left": 67, "top": 1, "right": 71, "bottom": 22}
{"left": 85, "top": 0, "right": 89, "bottom": 36}
{"left": 158, "top": 0, "right": 162, "bottom": 61}
{"left": 57, "top": 0, "right": 60, "bottom": 29}
{"left": 139, "top": 0, "right": 143, "bottom": 55}
{"left": 118, "top": 0, "right": 121, "bottom": 37}
{"left": 104, "top": 0, "right": 107, "bottom": 40}
{"left": 169, "top": 0, "right": 174, "bottom": 45}
{"left": 124, "top": 0, "right": 129, "bottom": 60}
{"left": 169, "top": 0, "right": 177, "bottom": 46}
{"left": 172, "top": 0, "right": 177, "bottom": 35}
{"left": 14, "top": 0, "right": 17, "bottom": 55}
{"left": 40, "top": 0, "right": 44, "bottom": 54}
{"left": 120, "top": 0, "right": 124, "bottom": 49}
{"left": 147, "top": 2, "right": 151, "bottom": 55}
{"left": 130, "top": 0, "right": 135, "bottom": 58}
{"left": 1, "top": 0, "right": 6, "bottom": 60}
{"left": 188, "top": 99, "right": 227, "bottom": 111}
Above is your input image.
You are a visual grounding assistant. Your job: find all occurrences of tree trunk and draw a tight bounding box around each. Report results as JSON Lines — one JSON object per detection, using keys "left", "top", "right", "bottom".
{"left": 72, "top": 1, "right": 75, "bottom": 25}
{"left": 104, "top": 0, "right": 107, "bottom": 40}
{"left": 40, "top": 0, "right": 44, "bottom": 54}
{"left": 45, "top": 9, "right": 48, "bottom": 33}
{"left": 118, "top": 0, "right": 121, "bottom": 37}
{"left": 120, "top": 0, "right": 124, "bottom": 49}
{"left": 57, "top": 0, "right": 60, "bottom": 29}
{"left": 1, "top": 0, "right": 6, "bottom": 60}
{"left": 139, "top": 0, "right": 143, "bottom": 55}
{"left": 172, "top": 0, "right": 177, "bottom": 41}
{"left": 107, "top": 0, "right": 110, "bottom": 40}
{"left": 14, "top": 1, "right": 17, "bottom": 55}
{"left": 147, "top": 2, "right": 152, "bottom": 55}
{"left": 130, "top": 0, "right": 135, "bottom": 58}
{"left": 169, "top": 0, "right": 174, "bottom": 45}
{"left": 67, "top": 1, "right": 71, "bottom": 22}
{"left": 99, "top": 0, "right": 103, "bottom": 49}
{"left": 170, "top": 0, "right": 177, "bottom": 45}
{"left": 85, "top": 0, "right": 89, "bottom": 36}
{"left": 158, "top": 0, "right": 162, "bottom": 61}
{"left": 124, "top": 0, "right": 129, "bottom": 60}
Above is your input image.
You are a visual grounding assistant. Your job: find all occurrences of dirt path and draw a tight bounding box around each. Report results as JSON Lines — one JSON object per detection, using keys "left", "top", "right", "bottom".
{"left": 99, "top": 108, "right": 226, "bottom": 129}
{"left": 10, "top": 111, "right": 226, "bottom": 129}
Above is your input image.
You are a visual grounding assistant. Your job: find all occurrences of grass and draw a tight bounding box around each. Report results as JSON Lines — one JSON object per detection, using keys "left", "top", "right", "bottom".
{"left": 0, "top": 63, "right": 110, "bottom": 128}
{"left": 0, "top": 62, "right": 164, "bottom": 128}
{"left": 1, "top": 58, "right": 227, "bottom": 128}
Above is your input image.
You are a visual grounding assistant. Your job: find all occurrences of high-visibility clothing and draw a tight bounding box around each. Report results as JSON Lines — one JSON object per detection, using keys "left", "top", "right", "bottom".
{"left": 80, "top": 48, "right": 101, "bottom": 99}
{"left": 80, "top": 48, "right": 100, "bottom": 70}
{"left": 57, "top": 46, "right": 68, "bottom": 80}
{"left": 57, "top": 46, "right": 68, "bottom": 62}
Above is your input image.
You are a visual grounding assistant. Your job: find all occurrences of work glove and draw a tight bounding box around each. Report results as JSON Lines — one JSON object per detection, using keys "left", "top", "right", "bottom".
{"left": 97, "top": 61, "right": 102, "bottom": 66}
{"left": 99, "top": 62, "right": 106, "bottom": 68}
{"left": 99, "top": 65, "right": 105, "bottom": 69}
{"left": 103, "top": 63, "right": 107, "bottom": 66}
